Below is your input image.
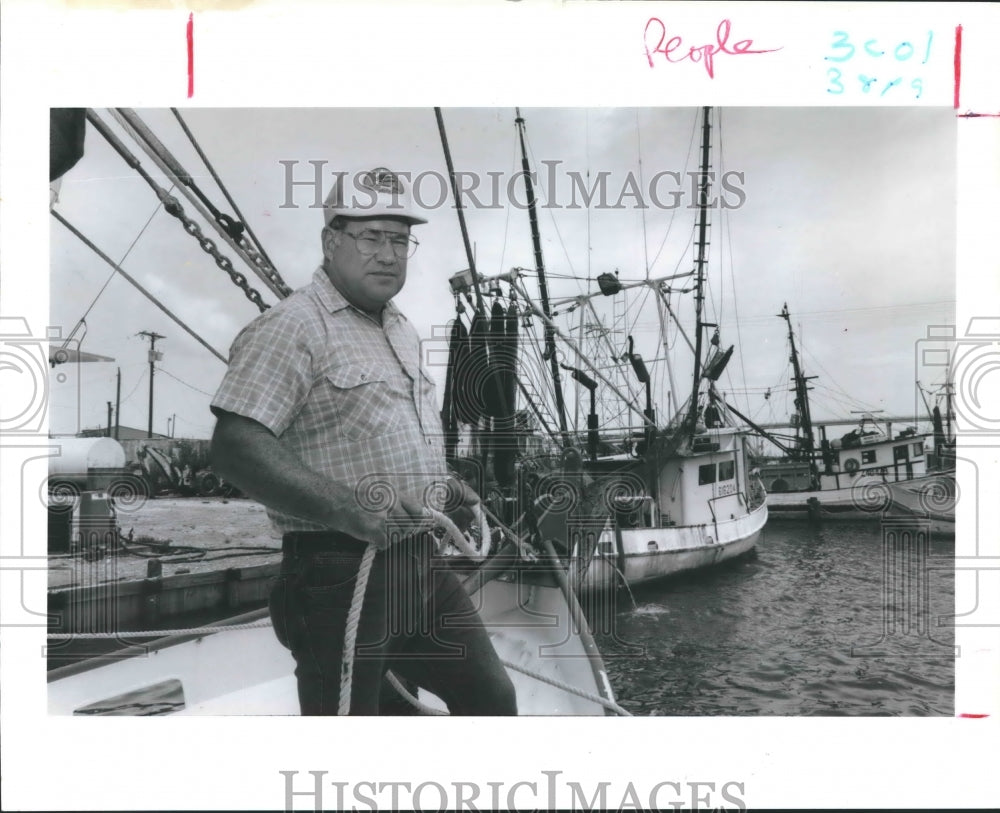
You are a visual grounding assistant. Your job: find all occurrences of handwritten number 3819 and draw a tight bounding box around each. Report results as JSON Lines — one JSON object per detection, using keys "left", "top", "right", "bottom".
{"left": 824, "top": 31, "right": 932, "bottom": 99}
{"left": 827, "top": 67, "right": 924, "bottom": 99}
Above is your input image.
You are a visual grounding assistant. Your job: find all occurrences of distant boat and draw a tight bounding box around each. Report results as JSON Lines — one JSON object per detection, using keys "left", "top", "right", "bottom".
{"left": 751, "top": 305, "right": 954, "bottom": 535}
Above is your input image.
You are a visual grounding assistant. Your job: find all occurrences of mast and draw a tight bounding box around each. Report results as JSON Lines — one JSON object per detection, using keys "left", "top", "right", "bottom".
{"left": 686, "top": 106, "right": 713, "bottom": 430}
{"left": 434, "top": 107, "right": 485, "bottom": 314}
{"left": 779, "top": 303, "right": 817, "bottom": 460}
{"left": 515, "top": 108, "right": 569, "bottom": 444}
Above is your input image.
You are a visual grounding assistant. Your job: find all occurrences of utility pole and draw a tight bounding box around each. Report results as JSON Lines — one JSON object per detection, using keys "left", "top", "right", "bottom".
{"left": 106, "top": 401, "right": 113, "bottom": 437}
{"left": 138, "top": 331, "right": 166, "bottom": 439}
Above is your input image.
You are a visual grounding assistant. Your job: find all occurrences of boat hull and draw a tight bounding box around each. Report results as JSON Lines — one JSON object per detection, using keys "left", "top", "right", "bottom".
{"left": 766, "top": 470, "right": 955, "bottom": 535}
{"left": 573, "top": 502, "right": 768, "bottom": 591}
{"left": 48, "top": 563, "right": 617, "bottom": 716}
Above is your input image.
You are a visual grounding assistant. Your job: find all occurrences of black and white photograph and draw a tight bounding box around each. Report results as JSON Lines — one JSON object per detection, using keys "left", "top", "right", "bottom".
{"left": 3, "top": 3, "right": 999, "bottom": 811}
{"left": 44, "top": 105, "right": 957, "bottom": 720}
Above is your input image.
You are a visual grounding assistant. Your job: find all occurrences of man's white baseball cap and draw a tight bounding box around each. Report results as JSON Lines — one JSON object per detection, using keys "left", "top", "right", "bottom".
{"left": 323, "top": 167, "right": 428, "bottom": 226}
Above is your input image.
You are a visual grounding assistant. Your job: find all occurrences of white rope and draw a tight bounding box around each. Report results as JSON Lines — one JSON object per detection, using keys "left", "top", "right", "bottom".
{"left": 384, "top": 658, "right": 630, "bottom": 717}
{"left": 338, "top": 543, "right": 377, "bottom": 715}
{"left": 500, "top": 659, "right": 631, "bottom": 716}
{"left": 385, "top": 671, "right": 448, "bottom": 716}
{"left": 425, "top": 508, "right": 486, "bottom": 560}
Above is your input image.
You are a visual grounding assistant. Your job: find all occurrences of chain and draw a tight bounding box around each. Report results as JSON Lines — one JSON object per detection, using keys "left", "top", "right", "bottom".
{"left": 158, "top": 189, "right": 271, "bottom": 312}
{"left": 235, "top": 232, "right": 293, "bottom": 298}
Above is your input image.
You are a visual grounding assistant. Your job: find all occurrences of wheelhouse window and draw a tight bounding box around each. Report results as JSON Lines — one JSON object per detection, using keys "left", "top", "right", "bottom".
{"left": 893, "top": 444, "right": 909, "bottom": 462}
{"left": 698, "top": 463, "right": 716, "bottom": 485}
{"left": 912, "top": 441, "right": 924, "bottom": 457}
{"left": 718, "top": 460, "right": 735, "bottom": 481}
{"left": 861, "top": 450, "right": 877, "bottom": 464}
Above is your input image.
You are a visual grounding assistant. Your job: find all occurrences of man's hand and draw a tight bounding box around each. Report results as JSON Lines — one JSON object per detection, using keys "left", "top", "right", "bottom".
{"left": 441, "top": 476, "right": 481, "bottom": 532}
{"left": 343, "top": 507, "right": 394, "bottom": 551}
{"left": 386, "top": 476, "right": 482, "bottom": 545}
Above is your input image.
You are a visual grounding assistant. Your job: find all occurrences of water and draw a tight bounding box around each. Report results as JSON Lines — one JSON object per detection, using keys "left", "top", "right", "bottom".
{"left": 589, "top": 520, "right": 954, "bottom": 716}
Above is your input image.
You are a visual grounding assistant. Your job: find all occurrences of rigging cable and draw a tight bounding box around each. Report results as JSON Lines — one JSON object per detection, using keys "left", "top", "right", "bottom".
{"left": 585, "top": 111, "right": 592, "bottom": 291}
{"left": 51, "top": 210, "right": 228, "bottom": 364}
{"left": 635, "top": 109, "right": 651, "bottom": 281}
{"left": 801, "top": 344, "right": 881, "bottom": 413}
{"left": 85, "top": 109, "right": 274, "bottom": 312}
{"left": 496, "top": 124, "right": 519, "bottom": 278}
{"left": 170, "top": 107, "right": 280, "bottom": 275}
{"left": 523, "top": 128, "right": 580, "bottom": 295}
{"left": 105, "top": 108, "right": 289, "bottom": 302}
{"left": 57, "top": 189, "right": 172, "bottom": 351}
{"left": 648, "top": 110, "right": 700, "bottom": 272}
{"left": 717, "top": 110, "right": 752, "bottom": 416}
{"left": 434, "top": 107, "right": 485, "bottom": 313}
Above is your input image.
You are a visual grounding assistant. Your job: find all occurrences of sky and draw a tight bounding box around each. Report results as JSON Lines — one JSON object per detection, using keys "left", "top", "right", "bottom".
{"left": 48, "top": 106, "right": 956, "bottom": 440}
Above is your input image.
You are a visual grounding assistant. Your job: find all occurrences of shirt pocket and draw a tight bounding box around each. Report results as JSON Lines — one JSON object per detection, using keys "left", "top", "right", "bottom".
{"left": 416, "top": 368, "right": 442, "bottom": 436}
{"left": 322, "top": 363, "right": 404, "bottom": 441}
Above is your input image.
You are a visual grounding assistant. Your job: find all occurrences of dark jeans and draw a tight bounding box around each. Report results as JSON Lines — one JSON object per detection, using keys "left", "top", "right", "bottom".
{"left": 269, "top": 531, "right": 517, "bottom": 716}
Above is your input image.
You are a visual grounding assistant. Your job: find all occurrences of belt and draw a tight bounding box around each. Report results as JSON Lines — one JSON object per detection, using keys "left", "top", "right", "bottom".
{"left": 281, "top": 531, "right": 367, "bottom": 557}
{"left": 281, "top": 530, "right": 431, "bottom": 558}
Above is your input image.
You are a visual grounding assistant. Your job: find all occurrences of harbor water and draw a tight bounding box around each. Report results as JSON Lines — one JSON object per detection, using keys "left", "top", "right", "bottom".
{"left": 587, "top": 519, "right": 954, "bottom": 716}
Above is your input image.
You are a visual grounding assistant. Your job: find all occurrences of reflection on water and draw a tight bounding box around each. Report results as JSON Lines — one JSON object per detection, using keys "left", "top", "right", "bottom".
{"left": 588, "top": 520, "right": 954, "bottom": 716}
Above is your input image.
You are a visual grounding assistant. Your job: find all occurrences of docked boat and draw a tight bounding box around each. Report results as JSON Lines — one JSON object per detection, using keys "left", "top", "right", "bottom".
{"left": 46, "top": 107, "right": 624, "bottom": 716}
{"left": 749, "top": 305, "right": 955, "bottom": 534}
{"left": 47, "top": 549, "right": 621, "bottom": 716}
{"left": 439, "top": 107, "right": 768, "bottom": 592}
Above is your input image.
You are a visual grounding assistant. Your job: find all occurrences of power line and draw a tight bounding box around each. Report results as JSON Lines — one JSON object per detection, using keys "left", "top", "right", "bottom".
{"left": 158, "top": 366, "right": 217, "bottom": 398}
{"left": 742, "top": 299, "right": 955, "bottom": 324}
{"left": 119, "top": 367, "right": 148, "bottom": 405}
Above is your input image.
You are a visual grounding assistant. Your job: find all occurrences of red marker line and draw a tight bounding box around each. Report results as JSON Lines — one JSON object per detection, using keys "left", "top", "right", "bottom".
{"left": 953, "top": 24, "right": 962, "bottom": 110}
{"left": 957, "top": 713, "right": 989, "bottom": 718}
{"left": 188, "top": 12, "right": 194, "bottom": 98}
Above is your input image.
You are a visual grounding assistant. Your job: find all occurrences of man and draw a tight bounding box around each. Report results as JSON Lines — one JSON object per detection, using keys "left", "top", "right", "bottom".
{"left": 210, "top": 167, "right": 516, "bottom": 716}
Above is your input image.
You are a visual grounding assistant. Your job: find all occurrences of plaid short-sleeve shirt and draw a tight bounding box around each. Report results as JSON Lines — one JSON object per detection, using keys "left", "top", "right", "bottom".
{"left": 211, "top": 267, "right": 447, "bottom": 535}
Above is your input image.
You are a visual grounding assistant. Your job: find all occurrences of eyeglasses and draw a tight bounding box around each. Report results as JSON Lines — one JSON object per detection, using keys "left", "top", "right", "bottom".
{"left": 337, "top": 228, "right": 419, "bottom": 259}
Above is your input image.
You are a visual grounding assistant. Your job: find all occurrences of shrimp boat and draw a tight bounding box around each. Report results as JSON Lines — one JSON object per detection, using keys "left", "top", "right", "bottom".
{"left": 438, "top": 107, "right": 768, "bottom": 592}
{"left": 745, "top": 304, "right": 955, "bottom": 535}
{"left": 45, "top": 107, "right": 623, "bottom": 716}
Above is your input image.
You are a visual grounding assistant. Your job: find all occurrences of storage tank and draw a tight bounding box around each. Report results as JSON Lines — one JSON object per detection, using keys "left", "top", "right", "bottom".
{"left": 49, "top": 437, "right": 126, "bottom": 490}
{"left": 48, "top": 438, "right": 127, "bottom": 554}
